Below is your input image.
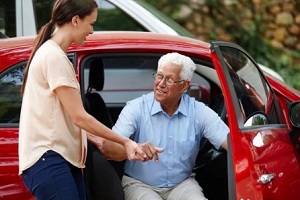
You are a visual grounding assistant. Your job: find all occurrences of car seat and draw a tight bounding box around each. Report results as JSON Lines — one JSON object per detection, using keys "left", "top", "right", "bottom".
{"left": 84, "top": 59, "right": 113, "bottom": 128}
{"left": 84, "top": 58, "right": 124, "bottom": 200}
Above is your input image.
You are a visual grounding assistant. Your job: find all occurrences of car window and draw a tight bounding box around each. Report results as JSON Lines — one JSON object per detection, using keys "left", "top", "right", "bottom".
{"left": 0, "top": 63, "right": 25, "bottom": 123}
{"left": 82, "top": 54, "right": 210, "bottom": 105}
{"left": 33, "top": 0, "right": 53, "bottom": 32}
{"left": 33, "top": 0, "right": 147, "bottom": 35}
{"left": 0, "top": 0, "right": 16, "bottom": 37}
{"left": 83, "top": 55, "right": 158, "bottom": 104}
{"left": 0, "top": 54, "right": 74, "bottom": 125}
{"left": 219, "top": 46, "right": 284, "bottom": 127}
{"left": 95, "top": 0, "right": 147, "bottom": 31}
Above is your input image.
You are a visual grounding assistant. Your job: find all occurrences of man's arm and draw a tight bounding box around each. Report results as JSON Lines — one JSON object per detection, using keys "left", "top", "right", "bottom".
{"left": 221, "top": 139, "right": 228, "bottom": 151}
{"left": 101, "top": 139, "right": 128, "bottom": 161}
{"left": 88, "top": 133, "right": 164, "bottom": 162}
{"left": 87, "top": 133, "right": 127, "bottom": 161}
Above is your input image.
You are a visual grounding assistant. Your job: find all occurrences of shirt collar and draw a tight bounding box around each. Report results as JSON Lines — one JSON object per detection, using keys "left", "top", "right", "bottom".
{"left": 151, "top": 95, "right": 188, "bottom": 117}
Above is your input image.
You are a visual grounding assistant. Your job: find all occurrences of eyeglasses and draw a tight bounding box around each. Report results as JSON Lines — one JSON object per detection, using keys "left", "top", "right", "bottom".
{"left": 153, "top": 73, "right": 185, "bottom": 85}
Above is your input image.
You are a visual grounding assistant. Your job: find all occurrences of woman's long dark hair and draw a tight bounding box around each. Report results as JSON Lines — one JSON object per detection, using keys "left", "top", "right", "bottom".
{"left": 21, "top": 0, "right": 98, "bottom": 95}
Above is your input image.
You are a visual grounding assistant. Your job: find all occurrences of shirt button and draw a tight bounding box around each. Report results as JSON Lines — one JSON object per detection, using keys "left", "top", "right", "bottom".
{"left": 169, "top": 136, "right": 172, "bottom": 139}
{"left": 169, "top": 152, "right": 172, "bottom": 155}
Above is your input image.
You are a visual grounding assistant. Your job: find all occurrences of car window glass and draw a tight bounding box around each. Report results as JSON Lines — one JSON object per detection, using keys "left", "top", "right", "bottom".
{"left": 83, "top": 56, "right": 158, "bottom": 104}
{"left": 0, "top": 64, "right": 25, "bottom": 123}
{"left": 33, "top": 0, "right": 53, "bottom": 32}
{"left": 0, "top": 54, "right": 74, "bottom": 125}
{"left": 31, "top": 0, "right": 148, "bottom": 34}
{"left": 0, "top": 0, "right": 16, "bottom": 37}
{"left": 95, "top": 0, "right": 147, "bottom": 31}
{"left": 219, "top": 46, "right": 283, "bottom": 127}
{"left": 83, "top": 55, "right": 210, "bottom": 105}
{"left": 0, "top": 4, "right": 4, "bottom": 35}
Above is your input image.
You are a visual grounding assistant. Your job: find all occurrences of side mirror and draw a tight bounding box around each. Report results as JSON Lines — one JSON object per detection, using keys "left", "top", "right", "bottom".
{"left": 289, "top": 102, "right": 300, "bottom": 128}
{"left": 244, "top": 112, "right": 268, "bottom": 127}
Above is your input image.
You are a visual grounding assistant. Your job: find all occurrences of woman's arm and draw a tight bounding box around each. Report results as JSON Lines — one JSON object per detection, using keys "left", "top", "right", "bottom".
{"left": 54, "top": 86, "right": 146, "bottom": 161}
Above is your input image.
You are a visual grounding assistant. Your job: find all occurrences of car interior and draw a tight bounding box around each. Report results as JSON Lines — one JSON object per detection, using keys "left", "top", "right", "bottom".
{"left": 81, "top": 53, "right": 229, "bottom": 200}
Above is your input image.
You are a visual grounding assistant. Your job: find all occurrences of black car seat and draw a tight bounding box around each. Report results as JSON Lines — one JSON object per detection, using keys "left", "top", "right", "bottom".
{"left": 84, "top": 59, "right": 113, "bottom": 128}
{"left": 84, "top": 59, "right": 124, "bottom": 200}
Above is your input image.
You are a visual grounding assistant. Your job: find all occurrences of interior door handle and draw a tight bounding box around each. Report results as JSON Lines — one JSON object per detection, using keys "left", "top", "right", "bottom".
{"left": 258, "top": 173, "right": 276, "bottom": 184}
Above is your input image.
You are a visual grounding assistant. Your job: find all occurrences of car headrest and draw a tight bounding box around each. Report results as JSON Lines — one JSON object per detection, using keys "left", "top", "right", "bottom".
{"left": 89, "top": 59, "right": 104, "bottom": 91}
{"left": 186, "top": 83, "right": 202, "bottom": 102}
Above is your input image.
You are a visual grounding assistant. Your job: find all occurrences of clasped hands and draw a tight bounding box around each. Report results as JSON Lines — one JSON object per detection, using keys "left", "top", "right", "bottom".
{"left": 138, "top": 142, "right": 164, "bottom": 162}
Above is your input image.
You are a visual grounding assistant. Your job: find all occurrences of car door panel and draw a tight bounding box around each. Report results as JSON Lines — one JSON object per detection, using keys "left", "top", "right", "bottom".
{"left": 210, "top": 41, "right": 300, "bottom": 200}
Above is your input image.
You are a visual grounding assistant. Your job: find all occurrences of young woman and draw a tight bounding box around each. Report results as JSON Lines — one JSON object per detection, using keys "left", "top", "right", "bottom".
{"left": 19, "top": 0, "right": 146, "bottom": 199}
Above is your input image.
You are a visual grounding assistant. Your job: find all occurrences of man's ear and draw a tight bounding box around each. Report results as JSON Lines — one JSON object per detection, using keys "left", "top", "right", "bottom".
{"left": 181, "top": 80, "right": 190, "bottom": 93}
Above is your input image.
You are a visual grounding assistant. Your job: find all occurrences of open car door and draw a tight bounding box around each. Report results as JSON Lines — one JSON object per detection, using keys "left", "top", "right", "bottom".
{"left": 210, "top": 41, "right": 300, "bottom": 200}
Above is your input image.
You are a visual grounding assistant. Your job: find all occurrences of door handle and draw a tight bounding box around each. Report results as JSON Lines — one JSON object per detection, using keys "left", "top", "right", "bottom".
{"left": 258, "top": 173, "right": 276, "bottom": 184}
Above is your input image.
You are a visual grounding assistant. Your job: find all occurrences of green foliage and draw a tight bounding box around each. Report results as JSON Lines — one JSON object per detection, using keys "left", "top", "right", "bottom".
{"left": 143, "top": 0, "right": 188, "bottom": 20}
{"left": 204, "top": 0, "right": 300, "bottom": 89}
{"left": 144, "top": 0, "right": 300, "bottom": 90}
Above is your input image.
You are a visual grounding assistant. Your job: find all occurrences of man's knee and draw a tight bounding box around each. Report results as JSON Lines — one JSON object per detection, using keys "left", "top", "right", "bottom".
{"left": 167, "top": 177, "right": 207, "bottom": 200}
{"left": 122, "top": 176, "right": 162, "bottom": 200}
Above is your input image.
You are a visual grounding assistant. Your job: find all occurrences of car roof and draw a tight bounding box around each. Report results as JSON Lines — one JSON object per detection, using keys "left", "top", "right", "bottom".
{"left": 0, "top": 31, "right": 207, "bottom": 49}
{"left": 0, "top": 31, "right": 212, "bottom": 72}
{"left": 72, "top": 31, "right": 210, "bottom": 53}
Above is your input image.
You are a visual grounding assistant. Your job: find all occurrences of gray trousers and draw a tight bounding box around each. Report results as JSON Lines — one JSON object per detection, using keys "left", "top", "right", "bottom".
{"left": 122, "top": 174, "right": 208, "bottom": 200}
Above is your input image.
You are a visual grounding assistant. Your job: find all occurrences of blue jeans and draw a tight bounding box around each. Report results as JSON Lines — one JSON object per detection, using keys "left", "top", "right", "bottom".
{"left": 21, "top": 150, "right": 86, "bottom": 200}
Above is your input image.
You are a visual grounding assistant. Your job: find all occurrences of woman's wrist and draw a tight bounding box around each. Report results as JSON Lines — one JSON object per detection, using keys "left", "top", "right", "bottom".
{"left": 121, "top": 137, "right": 131, "bottom": 147}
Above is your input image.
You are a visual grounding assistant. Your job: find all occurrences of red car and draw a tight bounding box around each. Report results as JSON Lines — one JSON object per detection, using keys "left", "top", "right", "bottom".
{"left": 0, "top": 32, "right": 300, "bottom": 200}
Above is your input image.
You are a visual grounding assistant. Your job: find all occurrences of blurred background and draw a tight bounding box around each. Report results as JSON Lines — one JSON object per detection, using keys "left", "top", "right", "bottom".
{"left": 144, "top": 0, "right": 300, "bottom": 90}
{"left": 1, "top": 0, "right": 299, "bottom": 90}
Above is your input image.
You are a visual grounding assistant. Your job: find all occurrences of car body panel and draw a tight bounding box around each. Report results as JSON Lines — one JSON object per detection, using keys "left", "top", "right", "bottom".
{"left": 0, "top": 31, "right": 299, "bottom": 200}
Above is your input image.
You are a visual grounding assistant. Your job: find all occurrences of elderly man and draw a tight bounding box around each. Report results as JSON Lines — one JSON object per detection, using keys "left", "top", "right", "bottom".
{"left": 91, "top": 52, "right": 229, "bottom": 200}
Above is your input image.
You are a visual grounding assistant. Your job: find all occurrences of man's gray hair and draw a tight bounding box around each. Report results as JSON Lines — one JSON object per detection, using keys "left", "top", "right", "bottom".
{"left": 158, "top": 52, "right": 196, "bottom": 81}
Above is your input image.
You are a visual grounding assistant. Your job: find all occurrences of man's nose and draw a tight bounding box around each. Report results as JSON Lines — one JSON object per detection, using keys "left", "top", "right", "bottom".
{"left": 158, "top": 78, "right": 167, "bottom": 86}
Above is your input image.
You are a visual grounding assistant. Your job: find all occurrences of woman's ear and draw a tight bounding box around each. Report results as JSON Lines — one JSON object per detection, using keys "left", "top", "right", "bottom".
{"left": 71, "top": 15, "right": 79, "bottom": 27}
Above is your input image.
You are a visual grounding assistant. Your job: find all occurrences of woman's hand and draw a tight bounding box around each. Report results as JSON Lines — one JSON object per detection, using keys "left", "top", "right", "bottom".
{"left": 123, "top": 139, "right": 147, "bottom": 161}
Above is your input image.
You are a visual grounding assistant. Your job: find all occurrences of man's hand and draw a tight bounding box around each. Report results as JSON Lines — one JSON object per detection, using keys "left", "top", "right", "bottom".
{"left": 139, "top": 142, "right": 164, "bottom": 162}
{"left": 87, "top": 133, "right": 106, "bottom": 153}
